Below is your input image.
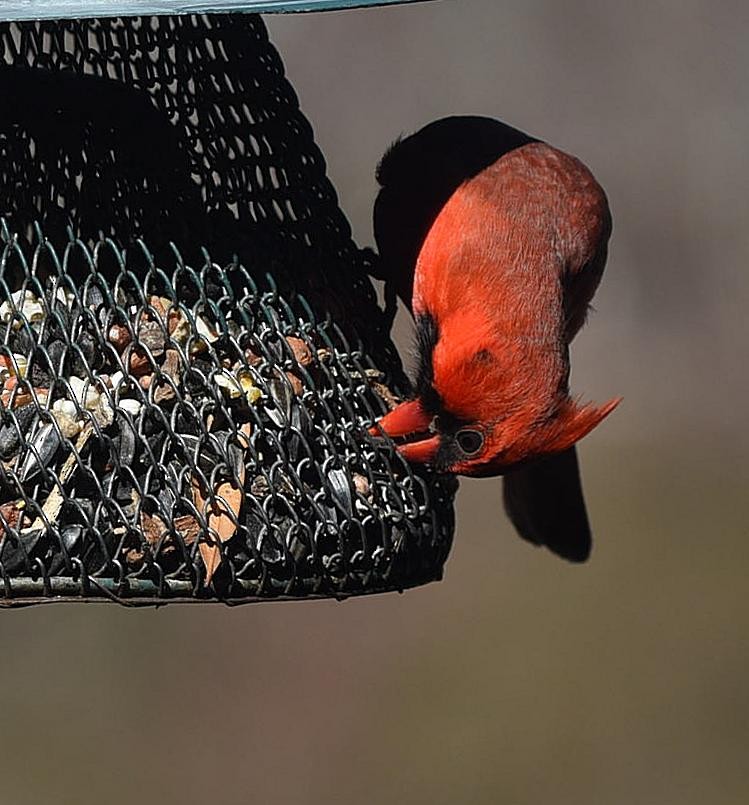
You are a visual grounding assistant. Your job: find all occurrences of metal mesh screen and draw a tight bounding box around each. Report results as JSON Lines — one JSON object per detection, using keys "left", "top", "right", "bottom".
{"left": 0, "top": 13, "right": 456, "bottom": 605}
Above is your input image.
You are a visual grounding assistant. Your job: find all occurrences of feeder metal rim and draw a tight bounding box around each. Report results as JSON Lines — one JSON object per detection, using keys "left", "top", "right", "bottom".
{"left": 0, "top": 0, "right": 436, "bottom": 22}
{"left": 0, "top": 573, "right": 444, "bottom": 607}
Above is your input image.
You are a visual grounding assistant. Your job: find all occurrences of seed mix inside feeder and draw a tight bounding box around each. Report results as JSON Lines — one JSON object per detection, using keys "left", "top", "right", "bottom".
{"left": 0, "top": 7, "right": 455, "bottom": 605}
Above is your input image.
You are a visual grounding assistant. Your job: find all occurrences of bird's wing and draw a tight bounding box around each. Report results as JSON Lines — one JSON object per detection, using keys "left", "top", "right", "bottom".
{"left": 373, "top": 116, "right": 537, "bottom": 307}
{"left": 502, "top": 445, "right": 592, "bottom": 562}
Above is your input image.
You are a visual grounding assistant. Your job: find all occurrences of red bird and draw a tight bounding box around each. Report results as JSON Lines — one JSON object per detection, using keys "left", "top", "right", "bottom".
{"left": 371, "top": 117, "right": 620, "bottom": 562}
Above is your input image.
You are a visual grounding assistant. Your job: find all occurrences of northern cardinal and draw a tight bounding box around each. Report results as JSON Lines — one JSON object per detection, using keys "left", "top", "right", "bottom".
{"left": 370, "top": 117, "right": 619, "bottom": 562}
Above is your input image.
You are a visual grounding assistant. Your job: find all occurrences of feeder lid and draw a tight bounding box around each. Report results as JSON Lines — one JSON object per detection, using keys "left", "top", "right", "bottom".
{"left": 1, "top": 0, "right": 433, "bottom": 22}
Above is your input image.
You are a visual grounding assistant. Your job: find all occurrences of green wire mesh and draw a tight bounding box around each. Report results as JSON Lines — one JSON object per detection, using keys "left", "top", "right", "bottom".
{"left": 0, "top": 14, "right": 456, "bottom": 605}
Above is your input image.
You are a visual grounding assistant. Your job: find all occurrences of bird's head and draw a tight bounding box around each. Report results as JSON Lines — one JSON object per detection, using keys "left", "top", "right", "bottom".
{"left": 372, "top": 312, "right": 620, "bottom": 477}
{"left": 373, "top": 395, "right": 619, "bottom": 477}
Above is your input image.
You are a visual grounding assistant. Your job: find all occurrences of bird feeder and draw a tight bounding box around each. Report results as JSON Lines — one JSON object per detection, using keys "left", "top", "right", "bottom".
{"left": 0, "top": 0, "right": 456, "bottom": 606}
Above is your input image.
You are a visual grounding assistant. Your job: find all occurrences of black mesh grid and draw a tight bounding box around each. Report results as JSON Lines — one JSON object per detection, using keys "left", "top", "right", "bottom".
{"left": 0, "top": 13, "right": 456, "bottom": 605}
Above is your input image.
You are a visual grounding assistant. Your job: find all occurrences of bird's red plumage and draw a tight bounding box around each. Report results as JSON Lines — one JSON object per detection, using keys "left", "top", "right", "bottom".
{"left": 406, "top": 142, "right": 617, "bottom": 474}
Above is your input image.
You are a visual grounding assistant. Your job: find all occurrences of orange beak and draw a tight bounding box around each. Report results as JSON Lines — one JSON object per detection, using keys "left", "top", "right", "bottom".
{"left": 369, "top": 400, "right": 440, "bottom": 464}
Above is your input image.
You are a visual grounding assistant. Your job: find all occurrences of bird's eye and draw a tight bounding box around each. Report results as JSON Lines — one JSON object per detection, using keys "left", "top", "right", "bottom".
{"left": 455, "top": 428, "right": 484, "bottom": 456}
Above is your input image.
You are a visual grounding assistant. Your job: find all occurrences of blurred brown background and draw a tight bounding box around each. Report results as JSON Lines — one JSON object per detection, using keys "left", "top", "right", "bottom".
{"left": 1, "top": 1, "right": 748, "bottom": 803}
